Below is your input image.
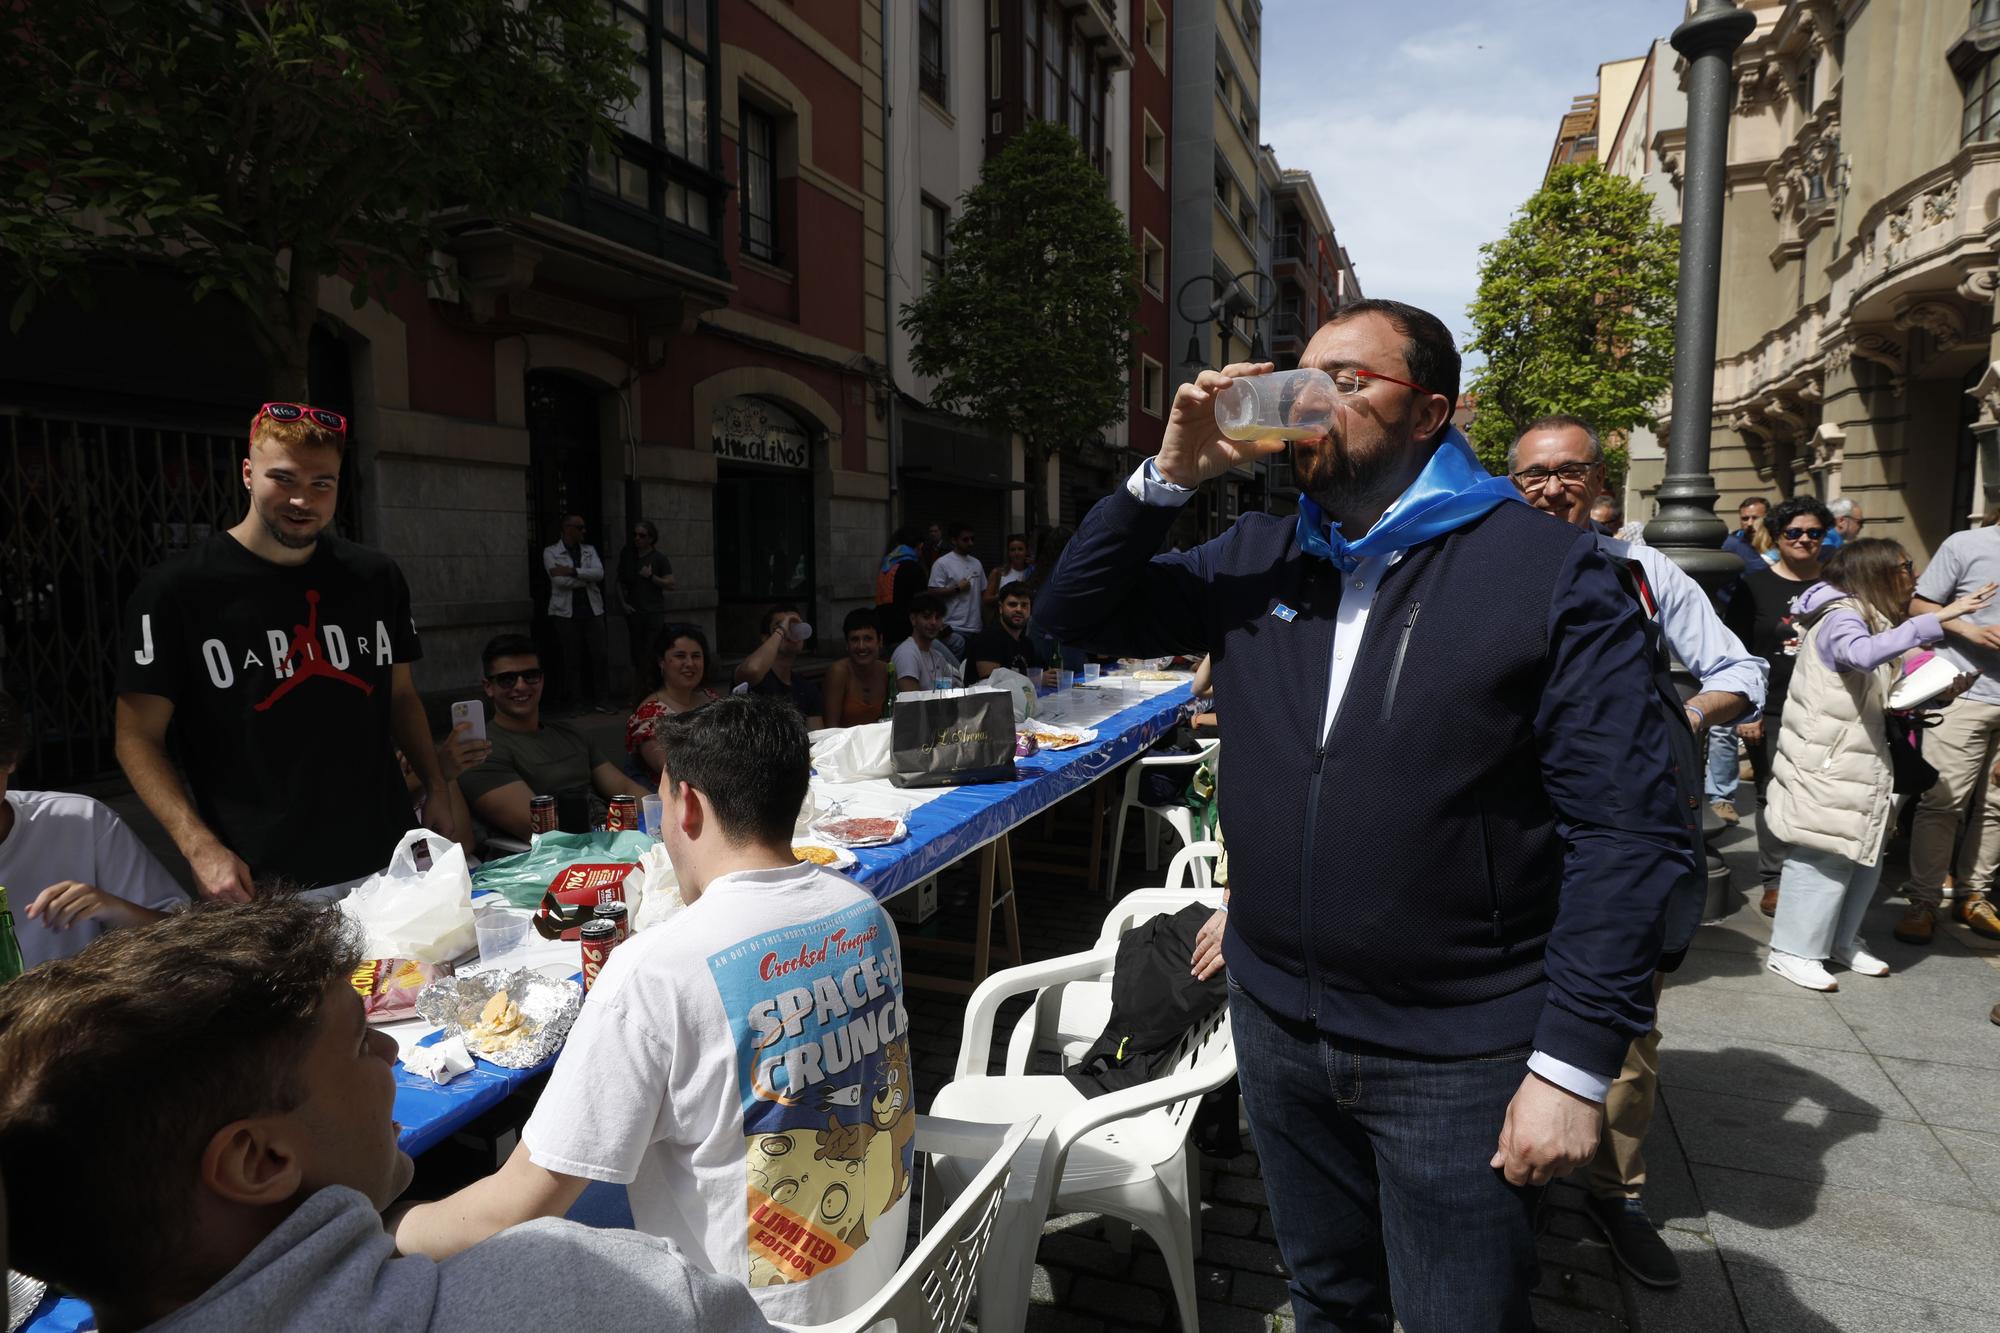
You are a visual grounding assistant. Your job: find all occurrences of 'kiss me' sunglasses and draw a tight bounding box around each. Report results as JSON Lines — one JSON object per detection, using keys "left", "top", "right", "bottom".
{"left": 255, "top": 402, "right": 348, "bottom": 433}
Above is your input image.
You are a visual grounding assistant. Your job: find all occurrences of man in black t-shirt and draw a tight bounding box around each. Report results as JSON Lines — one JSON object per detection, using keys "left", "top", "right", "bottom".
{"left": 968, "top": 585, "right": 1058, "bottom": 688}
{"left": 116, "top": 403, "right": 449, "bottom": 898}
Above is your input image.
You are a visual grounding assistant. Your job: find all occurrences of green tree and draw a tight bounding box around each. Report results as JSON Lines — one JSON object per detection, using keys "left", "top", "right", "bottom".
{"left": 1465, "top": 161, "right": 1679, "bottom": 487}
{"left": 900, "top": 119, "right": 1140, "bottom": 531}
{"left": 0, "top": 0, "right": 631, "bottom": 397}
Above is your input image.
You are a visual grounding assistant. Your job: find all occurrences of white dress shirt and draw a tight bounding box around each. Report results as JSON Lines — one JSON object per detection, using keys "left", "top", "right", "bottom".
{"left": 1128, "top": 459, "right": 1610, "bottom": 1102}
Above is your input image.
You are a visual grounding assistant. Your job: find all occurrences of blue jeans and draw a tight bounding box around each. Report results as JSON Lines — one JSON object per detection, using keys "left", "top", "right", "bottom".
{"left": 1230, "top": 986, "right": 1542, "bottom": 1332}
{"left": 1705, "top": 725, "right": 1740, "bottom": 803}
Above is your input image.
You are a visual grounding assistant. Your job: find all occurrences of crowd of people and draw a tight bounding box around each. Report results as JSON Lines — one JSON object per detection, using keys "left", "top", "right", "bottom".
{"left": 3, "top": 296, "right": 1997, "bottom": 1333}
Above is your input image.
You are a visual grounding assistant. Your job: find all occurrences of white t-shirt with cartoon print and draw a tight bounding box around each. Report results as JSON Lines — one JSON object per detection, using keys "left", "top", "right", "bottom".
{"left": 521, "top": 861, "right": 913, "bottom": 1324}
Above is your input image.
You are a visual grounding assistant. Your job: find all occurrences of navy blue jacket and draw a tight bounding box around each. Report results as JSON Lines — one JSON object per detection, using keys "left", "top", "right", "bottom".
{"left": 1038, "top": 488, "right": 1693, "bottom": 1080}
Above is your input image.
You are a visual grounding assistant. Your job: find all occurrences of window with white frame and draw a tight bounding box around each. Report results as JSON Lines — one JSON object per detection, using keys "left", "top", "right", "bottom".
{"left": 920, "top": 197, "right": 949, "bottom": 291}
{"left": 1142, "top": 110, "right": 1166, "bottom": 185}
{"left": 1141, "top": 231, "right": 1165, "bottom": 296}
{"left": 1141, "top": 356, "right": 1165, "bottom": 417}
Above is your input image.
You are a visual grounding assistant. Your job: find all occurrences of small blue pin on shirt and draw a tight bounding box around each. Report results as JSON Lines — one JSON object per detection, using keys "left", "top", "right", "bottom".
{"left": 1271, "top": 603, "right": 1298, "bottom": 623}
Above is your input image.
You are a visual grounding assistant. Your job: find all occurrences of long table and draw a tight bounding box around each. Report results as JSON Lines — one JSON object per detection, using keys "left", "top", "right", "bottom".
{"left": 11, "top": 678, "right": 1195, "bottom": 1333}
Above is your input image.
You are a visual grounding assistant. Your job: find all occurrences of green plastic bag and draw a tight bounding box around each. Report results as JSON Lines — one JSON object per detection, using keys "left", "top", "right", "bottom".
{"left": 471, "top": 830, "right": 655, "bottom": 909}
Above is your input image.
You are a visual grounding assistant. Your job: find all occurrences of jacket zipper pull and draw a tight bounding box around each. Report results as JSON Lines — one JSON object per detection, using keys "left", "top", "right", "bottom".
{"left": 1312, "top": 745, "right": 1328, "bottom": 774}
{"left": 1492, "top": 909, "right": 1503, "bottom": 941}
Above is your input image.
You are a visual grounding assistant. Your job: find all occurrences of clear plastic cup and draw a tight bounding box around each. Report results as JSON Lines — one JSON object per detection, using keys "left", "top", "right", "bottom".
{"left": 1058, "top": 669, "right": 1075, "bottom": 691}
{"left": 1082, "top": 663, "right": 1101, "bottom": 684}
{"left": 641, "top": 793, "right": 663, "bottom": 839}
{"left": 475, "top": 909, "right": 533, "bottom": 970}
{"left": 1213, "top": 368, "right": 1337, "bottom": 443}
{"left": 788, "top": 620, "right": 814, "bottom": 641}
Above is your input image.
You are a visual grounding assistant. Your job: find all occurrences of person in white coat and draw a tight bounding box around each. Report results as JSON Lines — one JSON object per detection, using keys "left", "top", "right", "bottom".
{"left": 1766, "top": 539, "right": 1994, "bottom": 991}
{"left": 543, "top": 514, "right": 612, "bottom": 712}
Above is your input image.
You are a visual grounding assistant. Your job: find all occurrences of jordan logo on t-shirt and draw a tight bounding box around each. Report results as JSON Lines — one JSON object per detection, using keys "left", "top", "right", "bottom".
{"left": 254, "top": 590, "right": 375, "bottom": 712}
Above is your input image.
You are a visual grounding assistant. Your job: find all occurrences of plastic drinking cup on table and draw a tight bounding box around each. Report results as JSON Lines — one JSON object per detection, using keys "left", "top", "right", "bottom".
{"left": 934, "top": 676, "right": 953, "bottom": 691}
{"left": 1213, "top": 368, "right": 1337, "bottom": 443}
{"left": 474, "top": 908, "right": 533, "bottom": 970}
{"left": 1058, "top": 669, "right": 1075, "bottom": 691}
{"left": 641, "top": 793, "right": 663, "bottom": 839}
{"left": 1082, "top": 663, "right": 1101, "bottom": 684}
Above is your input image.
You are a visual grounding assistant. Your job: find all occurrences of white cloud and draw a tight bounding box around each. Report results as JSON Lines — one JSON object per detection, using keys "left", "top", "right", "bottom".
{"left": 1262, "top": 0, "right": 1682, "bottom": 368}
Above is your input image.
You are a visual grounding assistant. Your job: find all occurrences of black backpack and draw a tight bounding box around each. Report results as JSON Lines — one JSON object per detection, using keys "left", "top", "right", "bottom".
{"left": 1066, "top": 904, "right": 1229, "bottom": 1097}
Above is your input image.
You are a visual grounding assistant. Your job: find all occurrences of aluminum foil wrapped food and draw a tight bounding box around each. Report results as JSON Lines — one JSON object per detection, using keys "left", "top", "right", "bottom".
{"left": 415, "top": 968, "right": 583, "bottom": 1070}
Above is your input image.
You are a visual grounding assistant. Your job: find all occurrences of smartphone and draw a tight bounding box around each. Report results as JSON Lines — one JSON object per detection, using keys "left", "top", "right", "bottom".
{"left": 450, "top": 699, "right": 487, "bottom": 741}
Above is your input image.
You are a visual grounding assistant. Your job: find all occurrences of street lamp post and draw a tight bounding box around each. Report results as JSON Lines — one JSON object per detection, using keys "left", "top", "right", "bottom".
{"left": 1644, "top": 0, "right": 1758, "bottom": 588}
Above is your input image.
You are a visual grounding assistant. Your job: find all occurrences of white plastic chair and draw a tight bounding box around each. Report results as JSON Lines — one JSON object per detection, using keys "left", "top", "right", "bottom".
{"left": 926, "top": 933, "right": 1238, "bottom": 1333}
{"left": 773, "top": 1116, "right": 1037, "bottom": 1333}
{"left": 1104, "top": 738, "right": 1220, "bottom": 899}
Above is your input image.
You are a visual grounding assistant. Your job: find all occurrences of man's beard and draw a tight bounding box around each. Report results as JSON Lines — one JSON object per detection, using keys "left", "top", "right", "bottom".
{"left": 260, "top": 509, "right": 323, "bottom": 550}
{"left": 1295, "top": 434, "right": 1411, "bottom": 519}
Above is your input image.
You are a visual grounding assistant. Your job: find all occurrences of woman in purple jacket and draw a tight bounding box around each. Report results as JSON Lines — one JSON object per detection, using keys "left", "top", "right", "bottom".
{"left": 1765, "top": 539, "right": 1993, "bottom": 991}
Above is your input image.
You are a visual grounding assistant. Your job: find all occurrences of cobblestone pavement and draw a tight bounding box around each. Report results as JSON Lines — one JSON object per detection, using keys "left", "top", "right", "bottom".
{"left": 901, "top": 806, "right": 1639, "bottom": 1333}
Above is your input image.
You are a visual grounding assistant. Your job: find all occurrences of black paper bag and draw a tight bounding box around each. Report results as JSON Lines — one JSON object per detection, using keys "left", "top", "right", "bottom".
{"left": 890, "top": 689, "right": 1017, "bottom": 788}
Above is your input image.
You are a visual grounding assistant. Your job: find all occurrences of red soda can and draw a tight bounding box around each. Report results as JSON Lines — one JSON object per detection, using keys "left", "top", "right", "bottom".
{"left": 581, "top": 918, "right": 619, "bottom": 991}
{"left": 607, "top": 795, "right": 638, "bottom": 832}
{"left": 529, "top": 795, "right": 557, "bottom": 836}
{"left": 594, "top": 899, "right": 630, "bottom": 945}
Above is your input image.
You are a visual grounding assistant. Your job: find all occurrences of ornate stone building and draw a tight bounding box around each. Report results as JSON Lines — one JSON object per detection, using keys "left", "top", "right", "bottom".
{"left": 1687, "top": 0, "right": 2000, "bottom": 556}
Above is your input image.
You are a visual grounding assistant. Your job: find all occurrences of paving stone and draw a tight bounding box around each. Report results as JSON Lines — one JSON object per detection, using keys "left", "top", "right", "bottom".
{"left": 1024, "top": 1306, "right": 1107, "bottom": 1333}
{"left": 1194, "top": 1300, "right": 1274, "bottom": 1333}
{"left": 1654, "top": 1027, "right": 1920, "bottom": 1119}
{"left": 1655, "top": 983, "right": 1864, "bottom": 1054}
{"left": 1068, "top": 1276, "right": 1165, "bottom": 1325}
{"left": 1031, "top": 1262, "right": 1073, "bottom": 1306}
{"left": 1698, "top": 1166, "right": 2000, "bottom": 1312}
{"left": 1229, "top": 1271, "right": 1293, "bottom": 1312}
{"left": 1667, "top": 1085, "right": 1983, "bottom": 1208}
{"left": 1199, "top": 1201, "right": 1262, "bottom": 1236}
{"left": 1202, "top": 1234, "right": 1291, "bottom": 1276}
{"left": 1529, "top": 1300, "right": 1631, "bottom": 1332}
{"left": 1626, "top": 1227, "right": 1745, "bottom": 1333}
{"left": 1729, "top": 1263, "right": 2000, "bottom": 1332}
{"left": 1876, "top": 1054, "right": 2000, "bottom": 1132}
{"left": 1038, "top": 1230, "right": 1132, "bottom": 1278}
{"left": 1210, "top": 1172, "right": 1273, "bottom": 1206}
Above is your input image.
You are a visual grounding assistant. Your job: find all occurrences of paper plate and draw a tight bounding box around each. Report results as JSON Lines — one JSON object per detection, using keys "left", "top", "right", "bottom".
{"left": 1889, "top": 655, "right": 1962, "bottom": 711}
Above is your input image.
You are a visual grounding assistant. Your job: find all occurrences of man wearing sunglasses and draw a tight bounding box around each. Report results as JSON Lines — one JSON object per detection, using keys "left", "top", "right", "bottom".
{"left": 457, "top": 635, "right": 650, "bottom": 840}
{"left": 1036, "top": 299, "right": 1692, "bottom": 1332}
{"left": 116, "top": 403, "right": 452, "bottom": 901}
{"left": 1723, "top": 495, "right": 1835, "bottom": 918}
{"left": 1511, "top": 416, "right": 1765, "bottom": 1289}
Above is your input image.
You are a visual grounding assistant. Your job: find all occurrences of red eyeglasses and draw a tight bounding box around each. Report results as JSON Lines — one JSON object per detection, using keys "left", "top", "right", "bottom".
{"left": 254, "top": 402, "right": 348, "bottom": 433}
{"left": 1329, "top": 368, "right": 1433, "bottom": 398}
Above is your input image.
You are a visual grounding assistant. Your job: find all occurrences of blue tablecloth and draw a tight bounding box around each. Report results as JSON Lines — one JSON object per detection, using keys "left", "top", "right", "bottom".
{"left": 845, "top": 681, "right": 1195, "bottom": 900}
{"left": 393, "top": 1026, "right": 559, "bottom": 1157}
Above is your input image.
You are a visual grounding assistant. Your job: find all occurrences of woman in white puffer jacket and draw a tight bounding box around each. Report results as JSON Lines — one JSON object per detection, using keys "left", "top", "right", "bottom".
{"left": 1765, "top": 539, "right": 1993, "bottom": 991}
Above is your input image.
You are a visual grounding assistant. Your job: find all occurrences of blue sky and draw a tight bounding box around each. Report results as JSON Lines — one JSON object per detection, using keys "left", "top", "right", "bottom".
{"left": 1261, "top": 0, "right": 1689, "bottom": 364}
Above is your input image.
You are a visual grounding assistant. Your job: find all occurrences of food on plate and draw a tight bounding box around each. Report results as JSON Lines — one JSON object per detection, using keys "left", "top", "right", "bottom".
{"left": 1035, "top": 730, "right": 1088, "bottom": 750}
{"left": 466, "top": 990, "right": 530, "bottom": 1055}
{"left": 814, "top": 815, "right": 902, "bottom": 845}
{"left": 792, "top": 844, "right": 842, "bottom": 866}
{"left": 1128, "top": 669, "right": 1182, "bottom": 682}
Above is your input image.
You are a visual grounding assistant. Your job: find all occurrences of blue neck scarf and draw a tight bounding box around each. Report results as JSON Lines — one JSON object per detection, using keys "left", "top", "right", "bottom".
{"left": 880, "top": 545, "right": 919, "bottom": 574}
{"left": 1295, "top": 427, "right": 1521, "bottom": 572}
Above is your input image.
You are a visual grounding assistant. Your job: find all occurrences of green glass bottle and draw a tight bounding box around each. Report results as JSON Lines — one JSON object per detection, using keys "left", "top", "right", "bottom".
{"left": 0, "top": 886, "right": 24, "bottom": 985}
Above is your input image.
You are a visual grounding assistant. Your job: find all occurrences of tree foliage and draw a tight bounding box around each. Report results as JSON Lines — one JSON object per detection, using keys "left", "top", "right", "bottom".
{"left": 900, "top": 119, "right": 1139, "bottom": 530}
{"left": 0, "top": 0, "right": 632, "bottom": 396}
{"left": 1465, "top": 161, "right": 1679, "bottom": 483}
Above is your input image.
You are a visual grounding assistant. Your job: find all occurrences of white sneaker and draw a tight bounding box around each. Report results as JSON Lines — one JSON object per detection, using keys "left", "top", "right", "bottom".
{"left": 1832, "top": 946, "right": 1891, "bottom": 977}
{"left": 1767, "top": 950, "right": 1839, "bottom": 991}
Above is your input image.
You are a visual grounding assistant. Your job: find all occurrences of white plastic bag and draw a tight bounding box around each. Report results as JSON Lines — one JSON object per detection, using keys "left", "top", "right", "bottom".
{"left": 627, "top": 843, "right": 689, "bottom": 933}
{"left": 338, "top": 830, "right": 477, "bottom": 964}
{"left": 981, "top": 668, "right": 1039, "bottom": 723}
{"left": 810, "top": 721, "right": 895, "bottom": 782}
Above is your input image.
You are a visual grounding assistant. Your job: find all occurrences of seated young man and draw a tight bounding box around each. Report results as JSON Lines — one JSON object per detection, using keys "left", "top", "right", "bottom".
{"left": 888, "top": 592, "right": 960, "bottom": 693}
{"left": 968, "top": 584, "right": 1058, "bottom": 689}
{"left": 0, "top": 898, "right": 771, "bottom": 1333}
{"left": 395, "top": 695, "right": 914, "bottom": 1325}
{"left": 0, "top": 688, "right": 187, "bottom": 968}
{"left": 458, "top": 634, "right": 649, "bottom": 839}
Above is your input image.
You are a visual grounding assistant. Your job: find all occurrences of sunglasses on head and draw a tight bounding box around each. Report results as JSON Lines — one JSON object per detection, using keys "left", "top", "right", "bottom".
{"left": 256, "top": 401, "right": 348, "bottom": 433}
{"left": 486, "top": 668, "right": 544, "bottom": 688}
{"left": 1781, "top": 527, "right": 1825, "bottom": 542}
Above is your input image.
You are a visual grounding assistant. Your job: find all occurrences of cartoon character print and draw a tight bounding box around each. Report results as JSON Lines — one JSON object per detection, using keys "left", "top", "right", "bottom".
{"left": 745, "top": 1127, "right": 869, "bottom": 1287}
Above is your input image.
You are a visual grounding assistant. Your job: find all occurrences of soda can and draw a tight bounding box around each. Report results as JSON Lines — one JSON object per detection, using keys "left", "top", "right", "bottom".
{"left": 529, "top": 795, "right": 558, "bottom": 836}
{"left": 607, "top": 795, "right": 639, "bottom": 833}
{"left": 594, "top": 899, "right": 630, "bottom": 945}
{"left": 581, "top": 918, "right": 619, "bottom": 991}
